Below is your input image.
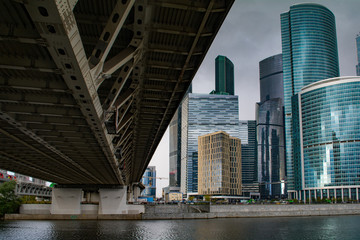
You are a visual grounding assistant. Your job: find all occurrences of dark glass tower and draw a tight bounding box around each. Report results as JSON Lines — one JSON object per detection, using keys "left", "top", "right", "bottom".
{"left": 357, "top": 34, "right": 360, "bottom": 76}
{"left": 169, "top": 85, "right": 192, "bottom": 187}
{"left": 281, "top": 3, "right": 339, "bottom": 198}
{"left": 240, "top": 120, "right": 258, "bottom": 197}
{"left": 215, "top": 55, "right": 234, "bottom": 95}
{"left": 259, "top": 54, "right": 284, "bottom": 102}
{"left": 257, "top": 54, "right": 286, "bottom": 199}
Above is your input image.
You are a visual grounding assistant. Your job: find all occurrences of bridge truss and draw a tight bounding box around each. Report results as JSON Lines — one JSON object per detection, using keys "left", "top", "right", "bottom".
{"left": 0, "top": 0, "right": 234, "bottom": 186}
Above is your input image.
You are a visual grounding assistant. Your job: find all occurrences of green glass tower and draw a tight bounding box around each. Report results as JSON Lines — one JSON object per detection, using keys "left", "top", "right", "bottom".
{"left": 281, "top": 3, "right": 339, "bottom": 198}
{"left": 215, "top": 55, "right": 234, "bottom": 95}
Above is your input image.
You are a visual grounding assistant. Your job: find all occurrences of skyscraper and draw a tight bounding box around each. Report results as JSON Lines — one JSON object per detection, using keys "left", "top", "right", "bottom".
{"left": 181, "top": 93, "right": 240, "bottom": 195}
{"left": 240, "top": 120, "right": 258, "bottom": 197}
{"left": 257, "top": 54, "right": 286, "bottom": 199}
{"left": 294, "top": 76, "right": 360, "bottom": 202}
{"left": 215, "top": 55, "right": 234, "bottom": 95}
{"left": 281, "top": 3, "right": 339, "bottom": 198}
{"left": 198, "top": 131, "right": 242, "bottom": 196}
{"left": 169, "top": 85, "right": 192, "bottom": 187}
{"left": 259, "top": 54, "right": 284, "bottom": 102}
{"left": 357, "top": 34, "right": 360, "bottom": 76}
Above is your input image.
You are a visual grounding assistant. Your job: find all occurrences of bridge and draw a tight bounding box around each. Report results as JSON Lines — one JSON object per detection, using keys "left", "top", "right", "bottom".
{"left": 0, "top": 0, "right": 233, "bottom": 214}
{"left": 0, "top": 172, "right": 52, "bottom": 198}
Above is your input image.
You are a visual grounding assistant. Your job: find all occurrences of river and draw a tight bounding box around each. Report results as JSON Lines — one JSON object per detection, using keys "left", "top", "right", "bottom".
{"left": 1, "top": 215, "right": 360, "bottom": 240}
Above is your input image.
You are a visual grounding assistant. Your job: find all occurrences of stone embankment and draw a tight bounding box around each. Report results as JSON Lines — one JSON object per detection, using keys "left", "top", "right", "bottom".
{"left": 5, "top": 204, "right": 360, "bottom": 220}
{"left": 142, "top": 204, "right": 360, "bottom": 220}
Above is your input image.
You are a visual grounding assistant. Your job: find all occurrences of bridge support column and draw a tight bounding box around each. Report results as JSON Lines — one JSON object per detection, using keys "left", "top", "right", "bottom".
{"left": 50, "top": 188, "right": 82, "bottom": 214}
{"left": 133, "top": 185, "right": 141, "bottom": 201}
{"left": 127, "top": 183, "right": 143, "bottom": 203}
{"left": 98, "top": 187, "right": 144, "bottom": 214}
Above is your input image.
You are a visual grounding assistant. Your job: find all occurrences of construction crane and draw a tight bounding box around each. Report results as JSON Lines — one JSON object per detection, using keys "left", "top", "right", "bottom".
{"left": 142, "top": 176, "right": 168, "bottom": 180}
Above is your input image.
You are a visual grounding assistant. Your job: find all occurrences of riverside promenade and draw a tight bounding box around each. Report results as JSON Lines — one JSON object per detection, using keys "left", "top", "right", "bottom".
{"left": 5, "top": 204, "right": 360, "bottom": 220}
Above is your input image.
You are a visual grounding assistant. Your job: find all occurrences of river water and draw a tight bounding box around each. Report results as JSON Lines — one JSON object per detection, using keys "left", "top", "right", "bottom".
{"left": 1, "top": 215, "right": 360, "bottom": 240}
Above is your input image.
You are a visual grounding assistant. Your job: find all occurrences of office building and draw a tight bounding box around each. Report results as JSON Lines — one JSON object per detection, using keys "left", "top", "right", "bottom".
{"left": 169, "top": 109, "right": 181, "bottom": 187}
{"left": 281, "top": 3, "right": 339, "bottom": 197}
{"left": 357, "top": 34, "right": 360, "bottom": 76}
{"left": 215, "top": 55, "right": 234, "bottom": 95}
{"left": 181, "top": 93, "right": 240, "bottom": 195}
{"left": 240, "top": 120, "right": 259, "bottom": 197}
{"left": 162, "top": 186, "right": 182, "bottom": 203}
{"left": 259, "top": 54, "right": 284, "bottom": 102}
{"left": 256, "top": 99, "right": 285, "bottom": 198}
{"left": 198, "top": 131, "right": 242, "bottom": 196}
{"left": 256, "top": 54, "right": 286, "bottom": 199}
{"left": 293, "top": 76, "right": 360, "bottom": 201}
{"left": 169, "top": 85, "right": 192, "bottom": 187}
{"left": 141, "top": 166, "right": 156, "bottom": 198}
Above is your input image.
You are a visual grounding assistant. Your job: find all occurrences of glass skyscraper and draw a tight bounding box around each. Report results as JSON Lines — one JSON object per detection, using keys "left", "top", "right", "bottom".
{"left": 281, "top": 3, "right": 339, "bottom": 197}
{"left": 356, "top": 34, "right": 360, "bottom": 76}
{"left": 215, "top": 55, "right": 234, "bottom": 95}
{"left": 169, "top": 85, "right": 192, "bottom": 187}
{"left": 259, "top": 54, "right": 284, "bottom": 102}
{"left": 294, "top": 76, "right": 360, "bottom": 202}
{"left": 240, "top": 120, "right": 258, "bottom": 197}
{"left": 257, "top": 54, "right": 285, "bottom": 199}
{"left": 181, "top": 93, "right": 240, "bottom": 195}
{"left": 169, "top": 109, "right": 181, "bottom": 187}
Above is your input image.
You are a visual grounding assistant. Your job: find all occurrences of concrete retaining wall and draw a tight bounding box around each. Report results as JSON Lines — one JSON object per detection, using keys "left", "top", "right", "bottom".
{"left": 210, "top": 204, "right": 360, "bottom": 218}
{"left": 20, "top": 204, "right": 51, "bottom": 215}
{"left": 81, "top": 204, "right": 98, "bottom": 215}
{"left": 145, "top": 204, "right": 209, "bottom": 214}
{"left": 5, "top": 214, "right": 141, "bottom": 220}
{"left": 20, "top": 204, "right": 100, "bottom": 215}
{"left": 12, "top": 204, "right": 360, "bottom": 220}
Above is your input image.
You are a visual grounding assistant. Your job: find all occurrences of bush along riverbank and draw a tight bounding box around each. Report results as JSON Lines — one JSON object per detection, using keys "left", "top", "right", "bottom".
{"left": 0, "top": 181, "right": 21, "bottom": 218}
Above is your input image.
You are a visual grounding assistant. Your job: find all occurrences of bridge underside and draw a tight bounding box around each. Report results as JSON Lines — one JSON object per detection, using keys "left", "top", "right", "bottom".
{"left": 0, "top": 0, "right": 233, "bottom": 186}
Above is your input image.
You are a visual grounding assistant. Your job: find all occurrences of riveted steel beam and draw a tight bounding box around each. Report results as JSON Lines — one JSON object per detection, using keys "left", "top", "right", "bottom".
{"left": 102, "top": 60, "right": 133, "bottom": 111}
{"left": 23, "top": 0, "right": 123, "bottom": 185}
{"left": 89, "top": 0, "right": 135, "bottom": 76}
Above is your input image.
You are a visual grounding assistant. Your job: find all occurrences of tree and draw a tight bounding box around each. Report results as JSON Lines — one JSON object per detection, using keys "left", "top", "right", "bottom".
{"left": 0, "top": 181, "right": 21, "bottom": 216}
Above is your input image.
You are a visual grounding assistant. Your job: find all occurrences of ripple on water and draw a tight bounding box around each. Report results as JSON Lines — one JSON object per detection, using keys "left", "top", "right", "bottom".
{"left": 1, "top": 216, "right": 360, "bottom": 240}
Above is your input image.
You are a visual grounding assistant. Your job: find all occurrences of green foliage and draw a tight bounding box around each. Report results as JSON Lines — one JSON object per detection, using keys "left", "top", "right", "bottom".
{"left": 20, "top": 195, "right": 51, "bottom": 204}
{"left": 188, "top": 196, "right": 195, "bottom": 201}
{"left": 0, "top": 181, "right": 21, "bottom": 216}
{"left": 204, "top": 195, "right": 211, "bottom": 202}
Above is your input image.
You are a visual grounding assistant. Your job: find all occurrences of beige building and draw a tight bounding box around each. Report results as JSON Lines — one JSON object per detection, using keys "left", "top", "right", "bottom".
{"left": 198, "top": 131, "right": 242, "bottom": 196}
{"left": 165, "top": 192, "right": 183, "bottom": 203}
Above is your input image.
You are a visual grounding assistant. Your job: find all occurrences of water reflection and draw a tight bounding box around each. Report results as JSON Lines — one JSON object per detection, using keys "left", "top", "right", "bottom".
{"left": 1, "top": 216, "right": 360, "bottom": 240}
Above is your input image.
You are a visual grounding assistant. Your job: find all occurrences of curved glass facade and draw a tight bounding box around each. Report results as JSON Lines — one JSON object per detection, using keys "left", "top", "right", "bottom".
{"left": 297, "top": 77, "right": 360, "bottom": 201}
{"left": 259, "top": 54, "right": 284, "bottom": 103}
{"left": 257, "top": 54, "right": 285, "bottom": 198}
{"left": 281, "top": 3, "right": 339, "bottom": 194}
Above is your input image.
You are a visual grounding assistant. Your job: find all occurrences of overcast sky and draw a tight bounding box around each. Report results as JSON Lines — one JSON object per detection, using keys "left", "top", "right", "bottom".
{"left": 150, "top": 0, "right": 360, "bottom": 197}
